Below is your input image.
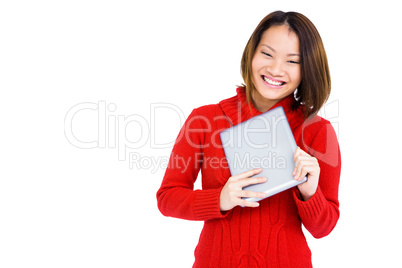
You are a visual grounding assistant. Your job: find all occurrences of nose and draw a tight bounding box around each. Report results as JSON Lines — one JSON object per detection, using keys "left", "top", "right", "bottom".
{"left": 267, "top": 60, "right": 285, "bottom": 77}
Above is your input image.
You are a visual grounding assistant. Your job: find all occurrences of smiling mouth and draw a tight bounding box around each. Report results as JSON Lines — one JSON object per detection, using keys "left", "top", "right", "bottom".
{"left": 262, "top": 75, "right": 285, "bottom": 86}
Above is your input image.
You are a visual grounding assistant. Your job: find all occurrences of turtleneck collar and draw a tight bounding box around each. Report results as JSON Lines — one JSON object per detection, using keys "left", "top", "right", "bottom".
{"left": 219, "top": 87, "right": 305, "bottom": 130}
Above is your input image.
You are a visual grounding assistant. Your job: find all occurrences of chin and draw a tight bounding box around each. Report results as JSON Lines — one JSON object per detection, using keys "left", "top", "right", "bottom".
{"left": 256, "top": 86, "right": 293, "bottom": 102}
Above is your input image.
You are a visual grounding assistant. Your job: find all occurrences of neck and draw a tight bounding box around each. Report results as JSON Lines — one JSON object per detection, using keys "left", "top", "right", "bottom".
{"left": 251, "top": 90, "right": 279, "bottom": 113}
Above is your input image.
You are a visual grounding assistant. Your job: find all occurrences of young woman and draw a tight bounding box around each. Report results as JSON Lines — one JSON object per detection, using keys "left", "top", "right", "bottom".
{"left": 157, "top": 10, "right": 341, "bottom": 268}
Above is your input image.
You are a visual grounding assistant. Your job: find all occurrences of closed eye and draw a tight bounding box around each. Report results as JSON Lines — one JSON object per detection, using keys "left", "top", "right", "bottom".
{"left": 262, "top": 52, "right": 272, "bottom": 57}
{"left": 288, "top": 60, "right": 300, "bottom": 64}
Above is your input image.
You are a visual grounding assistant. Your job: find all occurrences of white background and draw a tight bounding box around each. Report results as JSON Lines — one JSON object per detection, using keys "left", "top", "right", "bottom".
{"left": 1, "top": 0, "right": 401, "bottom": 267}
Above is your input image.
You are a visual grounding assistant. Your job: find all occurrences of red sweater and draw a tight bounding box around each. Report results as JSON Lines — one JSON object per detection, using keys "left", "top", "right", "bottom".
{"left": 157, "top": 88, "right": 341, "bottom": 268}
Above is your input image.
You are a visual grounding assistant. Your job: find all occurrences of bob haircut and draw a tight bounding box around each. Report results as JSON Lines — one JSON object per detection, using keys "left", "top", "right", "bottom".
{"left": 240, "top": 10, "right": 331, "bottom": 118}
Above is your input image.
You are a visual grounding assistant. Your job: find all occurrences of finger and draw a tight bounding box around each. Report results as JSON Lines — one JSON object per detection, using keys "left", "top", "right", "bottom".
{"left": 293, "top": 161, "right": 308, "bottom": 180}
{"left": 239, "top": 190, "right": 266, "bottom": 199}
{"left": 294, "top": 155, "right": 312, "bottom": 167}
{"left": 294, "top": 164, "right": 317, "bottom": 181}
{"left": 293, "top": 156, "right": 309, "bottom": 176}
{"left": 298, "top": 148, "right": 311, "bottom": 157}
{"left": 293, "top": 156, "right": 317, "bottom": 176}
{"left": 237, "top": 176, "right": 267, "bottom": 188}
{"left": 293, "top": 146, "right": 302, "bottom": 161}
{"left": 230, "top": 168, "right": 262, "bottom": 181}
{"left": 240, "top": 199, "right": 260, "bottom": 208}
{"left": 294, "top": 147, "right": 311, "bottom": 161}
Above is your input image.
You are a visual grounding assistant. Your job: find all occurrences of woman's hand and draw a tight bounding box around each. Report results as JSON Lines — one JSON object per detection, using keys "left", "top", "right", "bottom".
{"left": 293, "top": 147, "right": 320, "bottom": 201}
{"left": 219, "top": 168, "right": 267, "bottom": 211}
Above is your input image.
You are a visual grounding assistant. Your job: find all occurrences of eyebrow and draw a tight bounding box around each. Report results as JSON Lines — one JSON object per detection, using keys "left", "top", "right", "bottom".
{"left": 261, "top": 44, "right": 300, "bottom": 57}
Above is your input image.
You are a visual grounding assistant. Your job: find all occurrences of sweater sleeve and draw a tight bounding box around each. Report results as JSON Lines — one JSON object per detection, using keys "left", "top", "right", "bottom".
{"left": 156, "top": 108, "right": 226, "bottom": 221}
{"left": 293, "top": 121, "right": 341, "bottom": 238}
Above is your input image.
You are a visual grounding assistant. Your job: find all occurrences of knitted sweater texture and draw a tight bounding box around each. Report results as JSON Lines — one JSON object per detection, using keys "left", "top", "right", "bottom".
{"left": 157, "top": 88, "right": 341, "bottom": 268}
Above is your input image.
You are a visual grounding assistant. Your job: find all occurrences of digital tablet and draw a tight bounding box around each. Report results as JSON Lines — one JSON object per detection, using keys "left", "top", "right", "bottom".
{"left": 219, "top": 106, "right": 307, "bottom": 202}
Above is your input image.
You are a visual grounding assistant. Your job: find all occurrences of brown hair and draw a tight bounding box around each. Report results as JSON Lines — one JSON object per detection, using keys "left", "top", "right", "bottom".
{"left": 240, "top": 10, "right": 331, "bottom": 118}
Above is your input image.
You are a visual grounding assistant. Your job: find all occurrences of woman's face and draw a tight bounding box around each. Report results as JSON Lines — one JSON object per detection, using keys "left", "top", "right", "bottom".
{"left": 251, "top": 24, "right": 302, "bottom": 111}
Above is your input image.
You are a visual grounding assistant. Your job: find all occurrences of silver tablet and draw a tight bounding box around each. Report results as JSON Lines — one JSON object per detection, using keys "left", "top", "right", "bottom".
{"left": 219, "top": 106, "right": 307, "bottom": 202}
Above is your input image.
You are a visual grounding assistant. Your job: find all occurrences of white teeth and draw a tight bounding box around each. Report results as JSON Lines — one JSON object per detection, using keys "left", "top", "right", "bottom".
{"left": 263, "top": 76, "right": 284, "bottom": 86}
